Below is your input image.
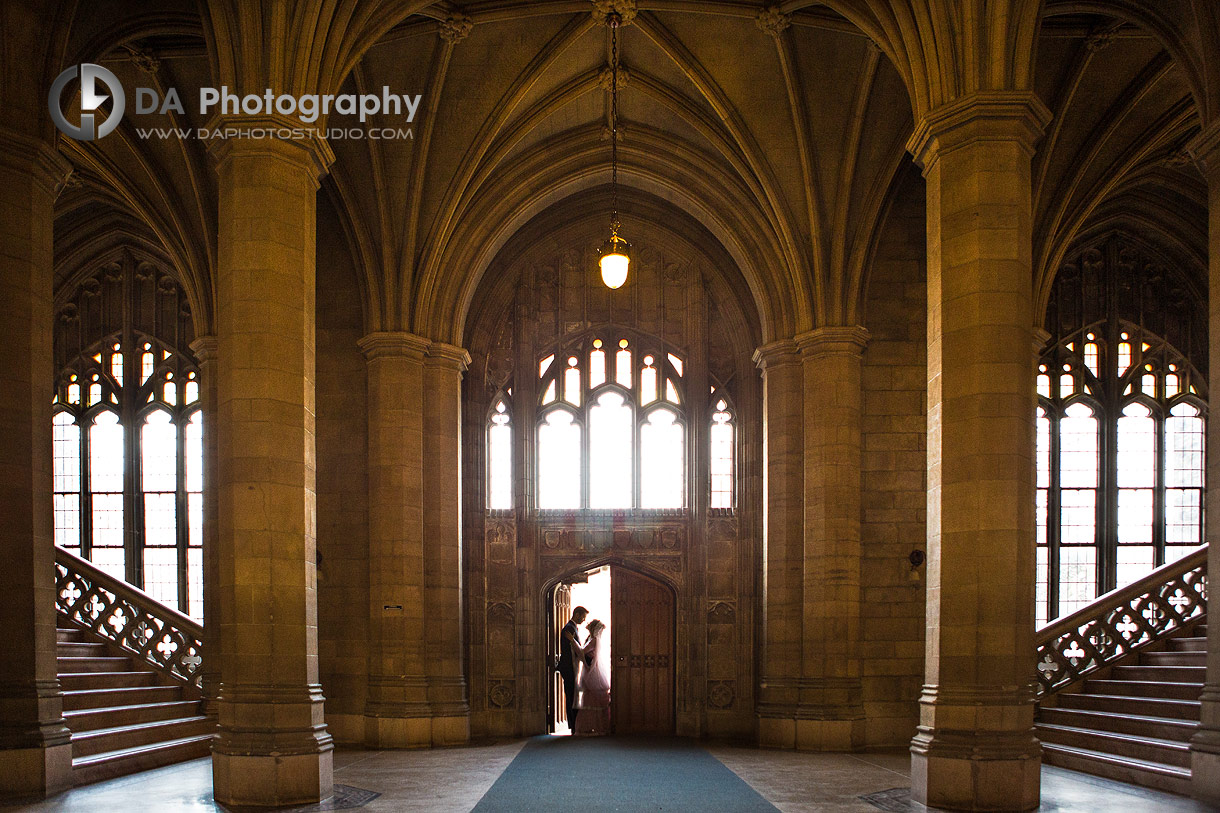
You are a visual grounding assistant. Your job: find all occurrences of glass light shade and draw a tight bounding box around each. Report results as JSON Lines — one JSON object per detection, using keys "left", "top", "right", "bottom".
{"left": 599, "top": 236, "right": 630, "bottom": 289}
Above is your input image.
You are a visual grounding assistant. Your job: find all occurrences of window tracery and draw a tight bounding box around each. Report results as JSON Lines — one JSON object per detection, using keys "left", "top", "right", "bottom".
{"left": 533, "top": 336, "right": 687, "bottom": 510}
{"left": 1037, "top": 238, "right": 1206, "bottom": 626}
{"left": 52, "top": 257, "right": 203, "bottom": 620}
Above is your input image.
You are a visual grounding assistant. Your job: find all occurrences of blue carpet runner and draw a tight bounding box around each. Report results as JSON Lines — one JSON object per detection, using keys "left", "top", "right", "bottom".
{"left": 471, "top": 736, "right": 780, "bottom": 812}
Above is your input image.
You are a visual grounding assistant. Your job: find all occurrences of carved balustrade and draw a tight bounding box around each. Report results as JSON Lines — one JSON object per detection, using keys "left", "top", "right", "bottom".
{"left": 1035, "top": 545, "right": 1207, "bottom": 696}
{"left": 55, "top": 547, "right": 204, "bottom": 689}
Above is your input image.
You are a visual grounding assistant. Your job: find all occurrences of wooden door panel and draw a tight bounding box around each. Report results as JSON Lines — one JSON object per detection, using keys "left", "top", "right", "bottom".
{"left": 551, "top": 584, "right": 571, "bottom": 731}
{"left": 611, "top": 568, "right": 674, "bottom": 734}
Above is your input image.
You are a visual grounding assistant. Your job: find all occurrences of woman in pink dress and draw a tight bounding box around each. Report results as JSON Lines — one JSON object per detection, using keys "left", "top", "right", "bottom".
{"left": 575, "top": 619, "right": 610, "bottom": 735}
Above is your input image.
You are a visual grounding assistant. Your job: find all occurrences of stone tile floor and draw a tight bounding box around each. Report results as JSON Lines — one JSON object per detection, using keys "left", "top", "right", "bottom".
{"left": 2, "top": 740, "right": 1216, "bottom": 812}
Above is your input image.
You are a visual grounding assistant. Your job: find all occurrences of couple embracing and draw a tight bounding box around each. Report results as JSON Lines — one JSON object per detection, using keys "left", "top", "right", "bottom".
{"left": 557, "top": 606, "right": 611, "bottom": 735}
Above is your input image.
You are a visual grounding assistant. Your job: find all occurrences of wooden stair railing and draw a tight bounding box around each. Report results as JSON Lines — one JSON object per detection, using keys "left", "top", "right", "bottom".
{"left": 1036, "top": 545, "right": 1207, "bottom": 697}
{"left": 55, "top": 547, "right": 203, "bottom": 690}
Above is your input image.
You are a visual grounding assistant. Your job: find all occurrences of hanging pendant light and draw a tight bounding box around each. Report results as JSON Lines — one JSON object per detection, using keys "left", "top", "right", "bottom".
{"left": 598, "top": 12, "right": 630, "bottom": 289}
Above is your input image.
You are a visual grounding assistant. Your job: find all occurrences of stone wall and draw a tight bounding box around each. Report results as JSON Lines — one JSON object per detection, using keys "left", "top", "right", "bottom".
{"left": 315, "top": 201, "right": 370, "bottom": 744}
{"left": 860, "top": 167, "right": 928, "bottom": 747}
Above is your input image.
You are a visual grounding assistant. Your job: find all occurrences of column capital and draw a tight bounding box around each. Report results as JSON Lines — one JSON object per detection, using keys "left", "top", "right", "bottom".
{"left": 427, "top": 341, "right": 472, "bottom": 373}
{"left": 907, "top": 91, "right": 1052, "bottom": 171}
{"left": 1188, "top": 120, "right": 1220, "bottom": 181}
{"left": 190, "top": 334, "right": 219, "bottom": 364}
{"left": 794, "top": 325, "right": 870, "bottom": 359}
{"left": 752, "top": 338, "right": 800, "bottom": 371}
{"left": 0, "top": 127, "right": 72, "bottom": 197}
{"left": 205, "top": 115, "right": 335, "bottom": 186}
{"left": 358, "top": 331, "right": 431, "bottom": 361}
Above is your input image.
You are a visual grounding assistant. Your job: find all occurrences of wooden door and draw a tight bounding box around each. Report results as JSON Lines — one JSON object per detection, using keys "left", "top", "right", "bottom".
{"left": 610, "top": 568, "right": 674, "bottom": 734}
{"left": 551, "top": 584, "right": 571, "bottom": 732}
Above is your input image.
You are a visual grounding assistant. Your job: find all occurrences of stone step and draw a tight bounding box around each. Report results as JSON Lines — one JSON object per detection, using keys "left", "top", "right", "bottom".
{"left": 57, "top": 656, "right": 133, "bottom": 673}
{"left": 72, "top": 734, "right": 213, "bottom": 787}
{"left": 1038, "top": 707, "right": 1197, "bottom": 743}
{"left": 1036, "top": 723, "right": 1191, "bottom": 768}
{"left": 64, "top": 700, "right": 205, "bottom": 733}
{"left": 1056, "top": 693, "right": 1201, "bottom": 721}
{"left": 1084, "top": 679, "right": 1203, "bottom": 700}
{"left": 62, "top": 685, "right": 184, "bottom": 711}
{"left": 57, "top": 627, "right": 85, "bottom": 643}
{"left": 1110, "top": 665, "right": 1206, "bottom": 683}
{"left": 1141, "top": 650, "right": 1206, "bottom": 667}
{"left": 1169, "top": 637, "right": 1207, "bottom": 652}
{"left": 57, "top": 641, "right": 108, "bottom": 656}
{"left": 1040, "top": 742, "right": 1192, "bottom": 797}
{"left": 71, "top": 716, "right": 213, "bottom": 759}
{"left": 59, "top": 671, "right": 159, "bottom": 691}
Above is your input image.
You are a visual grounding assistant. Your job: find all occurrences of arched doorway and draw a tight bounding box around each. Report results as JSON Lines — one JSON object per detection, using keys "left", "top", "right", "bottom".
{"left": 461, "top": 190, "right": 763, "bottom": 741}
{"left": 547, "top": 564, "right": 675, "bottom": 735}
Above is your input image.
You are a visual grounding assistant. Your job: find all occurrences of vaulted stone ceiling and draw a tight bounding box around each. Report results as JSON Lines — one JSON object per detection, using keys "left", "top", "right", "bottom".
{"left": 47, "top": 0, "right": 1217, "bottom": 344}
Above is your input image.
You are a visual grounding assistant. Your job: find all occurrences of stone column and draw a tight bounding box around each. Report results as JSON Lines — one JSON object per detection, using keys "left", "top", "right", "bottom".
{"left": 906, "top": 93, "right": 1050, "bottom": 812}
{"left": 190, "top": 336, "right": 220, "bottom": 718}
{"left": 795, "top": 326, "right": 869, "bottom": 750}
{"left": 208, "top": 130, "right": 334, "bottom": 806}
{"left": 752, "top": 340, "right": 804, "bottom": 748}
{"left": 423, "top": 343, "right": 472, "bottom": 745}
{"left": 358, "top": 331, "right": 432, "bottom": 747}
{"left": 0, "top": 130, "right": 73, "bottom": 799}
{"left": 1188, "top": 122, "right": 1220, "bottom": 805}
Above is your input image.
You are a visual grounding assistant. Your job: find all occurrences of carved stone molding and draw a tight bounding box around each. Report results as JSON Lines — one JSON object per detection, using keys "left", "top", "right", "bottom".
{"left": 489, "top": 681, "right": 515, "bottom": 709}
{"left": 755, "top": 7, "right": 791, "bottom": 38}
{"left": 708, "top": 680, "right": 735, "bottom": 709}
{"left": 440, "top": 14, "right": 474, "bottom": 43}
{"left": 591, "top": 0, "right": 637, "bottom": 26}
{"left": 707, "top": 601, "right": 736, "bottom": 624}
{"left": 597, "top": 64, "right": 631, "bottom": 92}
{"left": 487, "top": 602, "right": 515, "bottom": 626}
{"left": 487, "top": 520, "right": 516, "bottom": 564}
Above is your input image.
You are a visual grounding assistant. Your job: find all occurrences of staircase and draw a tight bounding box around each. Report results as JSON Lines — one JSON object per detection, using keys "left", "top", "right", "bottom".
{"left": 1037, "top": 622, "right": 1205, "bottom": 796}
{"left": 54, "top": 548, "right": 213, "bottom": 786}
{"left": 1033, "top": 546, "right": 1208, "bottom": 796}
{"left": 57, "top": 619, "right": 213, "bottom": 785}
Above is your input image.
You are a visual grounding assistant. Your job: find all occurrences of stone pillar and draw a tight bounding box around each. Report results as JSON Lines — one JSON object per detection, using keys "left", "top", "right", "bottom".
{"left": 795, "top": 326, "right": 869, "bottom": 749}
{"left": 190, "top": 336, "right": 220, "bottom": 718}
{"left": 1188, "top": 122, "right": 1220, "bottom": 805}
{"left": 208, "top": 131, "right": 334, "bottom": 806}
{"left": 423, "top": 343, "right": 472, "bottom": 745}
{"left": 753, "top": 340, "right": 804, "bottom": 748}
{"left": 358, "top": 332, "right": 432, "bottom": 747}
{"left": 906, "top": 94, "right": 1050, "bottom": 811}
{"left": 0, "top": 130, "right": 73, "bottom": 799}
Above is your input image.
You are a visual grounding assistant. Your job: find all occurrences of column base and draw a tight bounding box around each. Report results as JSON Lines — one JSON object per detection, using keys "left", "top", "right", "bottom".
{"left": 0, "top": 742, "right": 73, "bottom": 799}
{"left": 1190, "top": 727, "right": 1220, "bottom": 804}
{"left": 911, "top": 730, "right": 1041, "bottom": 811}
{"left": 212, "top": 748, "right": 333, "bottom": 807}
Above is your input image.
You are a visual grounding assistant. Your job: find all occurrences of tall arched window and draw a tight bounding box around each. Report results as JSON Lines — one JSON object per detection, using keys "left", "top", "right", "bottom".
{"left": 53, "top": 257, "right": 203, "bottom": 620}
{"left": 533, "top": 335, "right": 687, "bottom": 510}
{"left": 709, "top": 390, "right": 736, "bottom": 510}
{"left": 1037, "top": 238, "right": 1207, "bottom": 625}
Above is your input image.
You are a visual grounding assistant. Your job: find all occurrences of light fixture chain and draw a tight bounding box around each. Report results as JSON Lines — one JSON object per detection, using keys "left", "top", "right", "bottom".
{"left": 610, "top": 19, "right": 619, "bottom": 228}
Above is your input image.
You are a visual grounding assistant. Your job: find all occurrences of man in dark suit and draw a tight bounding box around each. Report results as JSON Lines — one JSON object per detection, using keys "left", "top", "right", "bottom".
{"left": 557, "top": 606, "right": 588, "bottom": 732}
